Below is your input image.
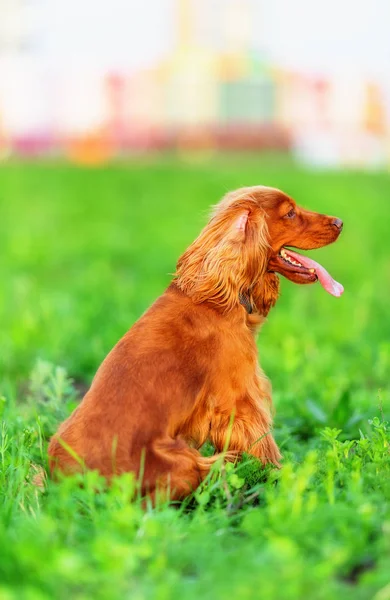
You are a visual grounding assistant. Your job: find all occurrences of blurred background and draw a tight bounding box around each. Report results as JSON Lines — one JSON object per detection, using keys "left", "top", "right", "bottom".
{"left": 1, "top": 0, "right": 390, "bottom": 390}
{"left": 0, "top": 0, "right": 390, "bottom": 168}
{"left": 1, "top": 5, "right": 390, "bottom": 596}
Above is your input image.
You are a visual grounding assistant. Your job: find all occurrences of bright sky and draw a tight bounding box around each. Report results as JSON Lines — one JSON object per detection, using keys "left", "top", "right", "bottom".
{"left": 40, "top": 0, "right": 175, "bottom": 70}
{"left": 260, "top": 0, "right": 390, "bottom": 78}
{"left": 11, "top": 0, "right": 389, "bottom": 78}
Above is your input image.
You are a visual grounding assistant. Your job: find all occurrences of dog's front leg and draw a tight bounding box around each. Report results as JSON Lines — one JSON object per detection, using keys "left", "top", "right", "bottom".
{"left": 210, "top": 373, "right": 281, "bottom": 467}
{"left": 210, "top": 408, "right": 281, "bottom": 467}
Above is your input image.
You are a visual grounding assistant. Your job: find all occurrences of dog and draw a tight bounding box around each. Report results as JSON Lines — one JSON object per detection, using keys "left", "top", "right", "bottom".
{"left": 48, "top": 185, "right": 343, "bottom": 501}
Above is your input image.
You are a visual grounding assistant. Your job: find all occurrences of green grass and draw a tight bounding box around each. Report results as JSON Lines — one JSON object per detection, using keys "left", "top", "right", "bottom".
{"left": 0, "top": 155, "right": 389, "bottom": 599}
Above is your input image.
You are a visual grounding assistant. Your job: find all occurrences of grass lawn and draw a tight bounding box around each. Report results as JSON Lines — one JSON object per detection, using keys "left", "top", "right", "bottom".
{"left": 0, "top": 155, "right": 389, "bottom": 599}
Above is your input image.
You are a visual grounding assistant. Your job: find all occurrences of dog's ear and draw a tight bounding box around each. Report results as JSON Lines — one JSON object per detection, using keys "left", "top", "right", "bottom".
{"left": 222, "top": 209, "right": 250, "bottom": 243}
{"left": 234, "top": 210, "right": 249, "bottom": 234}
{"left": 176, "top": 205, "right": 270, "bottom": 312}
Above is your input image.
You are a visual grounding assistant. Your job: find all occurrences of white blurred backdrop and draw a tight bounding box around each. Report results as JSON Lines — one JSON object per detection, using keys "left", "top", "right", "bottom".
{"left": 0, "top": 0, "right": 389, "bottom": 167}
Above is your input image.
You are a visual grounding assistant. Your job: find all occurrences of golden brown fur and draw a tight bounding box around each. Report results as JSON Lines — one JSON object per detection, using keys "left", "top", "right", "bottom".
{"left": 48, "top": 185, "right": 343, "bottom": 501}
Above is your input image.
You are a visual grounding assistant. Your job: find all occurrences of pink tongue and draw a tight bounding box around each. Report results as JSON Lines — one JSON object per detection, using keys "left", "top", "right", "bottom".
{"left": 285, "top": 249, "right": 344, "bottom": 298}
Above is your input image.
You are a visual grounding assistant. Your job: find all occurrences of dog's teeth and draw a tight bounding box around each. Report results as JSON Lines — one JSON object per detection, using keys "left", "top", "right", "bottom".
{"left": 309, "top": 268, "right": 315, "bottom": 273}
{"left": 280, "top": 249, "right": 304, "bottom": 268}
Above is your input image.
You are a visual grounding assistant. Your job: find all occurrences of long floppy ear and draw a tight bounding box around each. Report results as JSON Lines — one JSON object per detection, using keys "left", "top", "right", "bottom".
{"left": 235, "top": 211, "right": 249, "bottom": 234}
{"left": 175, "top": 205, "right": 270, "bottom": 312}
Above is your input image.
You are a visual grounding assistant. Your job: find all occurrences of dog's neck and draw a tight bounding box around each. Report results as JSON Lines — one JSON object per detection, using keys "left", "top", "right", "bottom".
{"left": 245, "top": 273, "right": 280, "bottom": 318}
{"left": 239, "top": 292, "right": 253, "bottom": 314}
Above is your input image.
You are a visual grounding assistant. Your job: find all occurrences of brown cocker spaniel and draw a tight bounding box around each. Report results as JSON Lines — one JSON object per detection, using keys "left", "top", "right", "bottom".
{"left": 48, "top": 186, "right": 343, "bottom": 501}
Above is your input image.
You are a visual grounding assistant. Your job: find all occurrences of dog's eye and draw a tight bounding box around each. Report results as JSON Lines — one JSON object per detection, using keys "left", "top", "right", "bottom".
{"left": 285, "top": 208, "right": 296, "bottom": 219}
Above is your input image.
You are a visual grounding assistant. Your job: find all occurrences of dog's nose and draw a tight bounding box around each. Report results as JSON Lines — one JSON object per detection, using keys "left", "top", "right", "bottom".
{"left": 332, "top": 218, "right": 343, "bottom": 231}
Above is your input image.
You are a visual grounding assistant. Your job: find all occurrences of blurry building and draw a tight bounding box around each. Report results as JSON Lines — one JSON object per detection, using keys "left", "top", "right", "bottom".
{"left": 0, "top": 0, "right": 389, "bottom": 168}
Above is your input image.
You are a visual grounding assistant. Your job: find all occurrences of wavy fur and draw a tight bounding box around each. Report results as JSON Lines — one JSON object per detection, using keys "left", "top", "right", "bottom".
{"left": 48, "top": 185, "right": 342, "bottom": 502}
{"left": 176, "top": 192, "right": 271, "bottom": 312}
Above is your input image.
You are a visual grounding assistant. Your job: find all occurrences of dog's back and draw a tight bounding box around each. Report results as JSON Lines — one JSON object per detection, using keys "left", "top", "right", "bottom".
{"left": 49, "top": 184, "right": 343, "bottom": 500}
{"left": 48, "top": 283, "right": 266, "bottom": 497}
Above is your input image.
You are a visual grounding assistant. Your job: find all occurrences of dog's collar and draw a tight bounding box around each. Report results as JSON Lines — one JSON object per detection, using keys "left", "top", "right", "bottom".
{"left": 239, "top": 293, "right": 253, "bottom": 314}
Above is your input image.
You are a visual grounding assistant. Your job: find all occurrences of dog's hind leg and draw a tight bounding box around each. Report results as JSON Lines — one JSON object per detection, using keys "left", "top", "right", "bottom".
{"left": 142, "top": 437, "right": 237, "bottom": 502}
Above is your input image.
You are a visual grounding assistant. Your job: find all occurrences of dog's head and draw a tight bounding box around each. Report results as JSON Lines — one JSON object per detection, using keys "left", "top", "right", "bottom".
{"left": 176, "top": 186, "right": 343, "bottom": 313}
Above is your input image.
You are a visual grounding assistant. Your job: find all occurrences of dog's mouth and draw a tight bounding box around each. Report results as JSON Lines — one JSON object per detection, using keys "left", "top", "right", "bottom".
{"left": 271, "top": 247, "right": 344, "bottom": 297}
